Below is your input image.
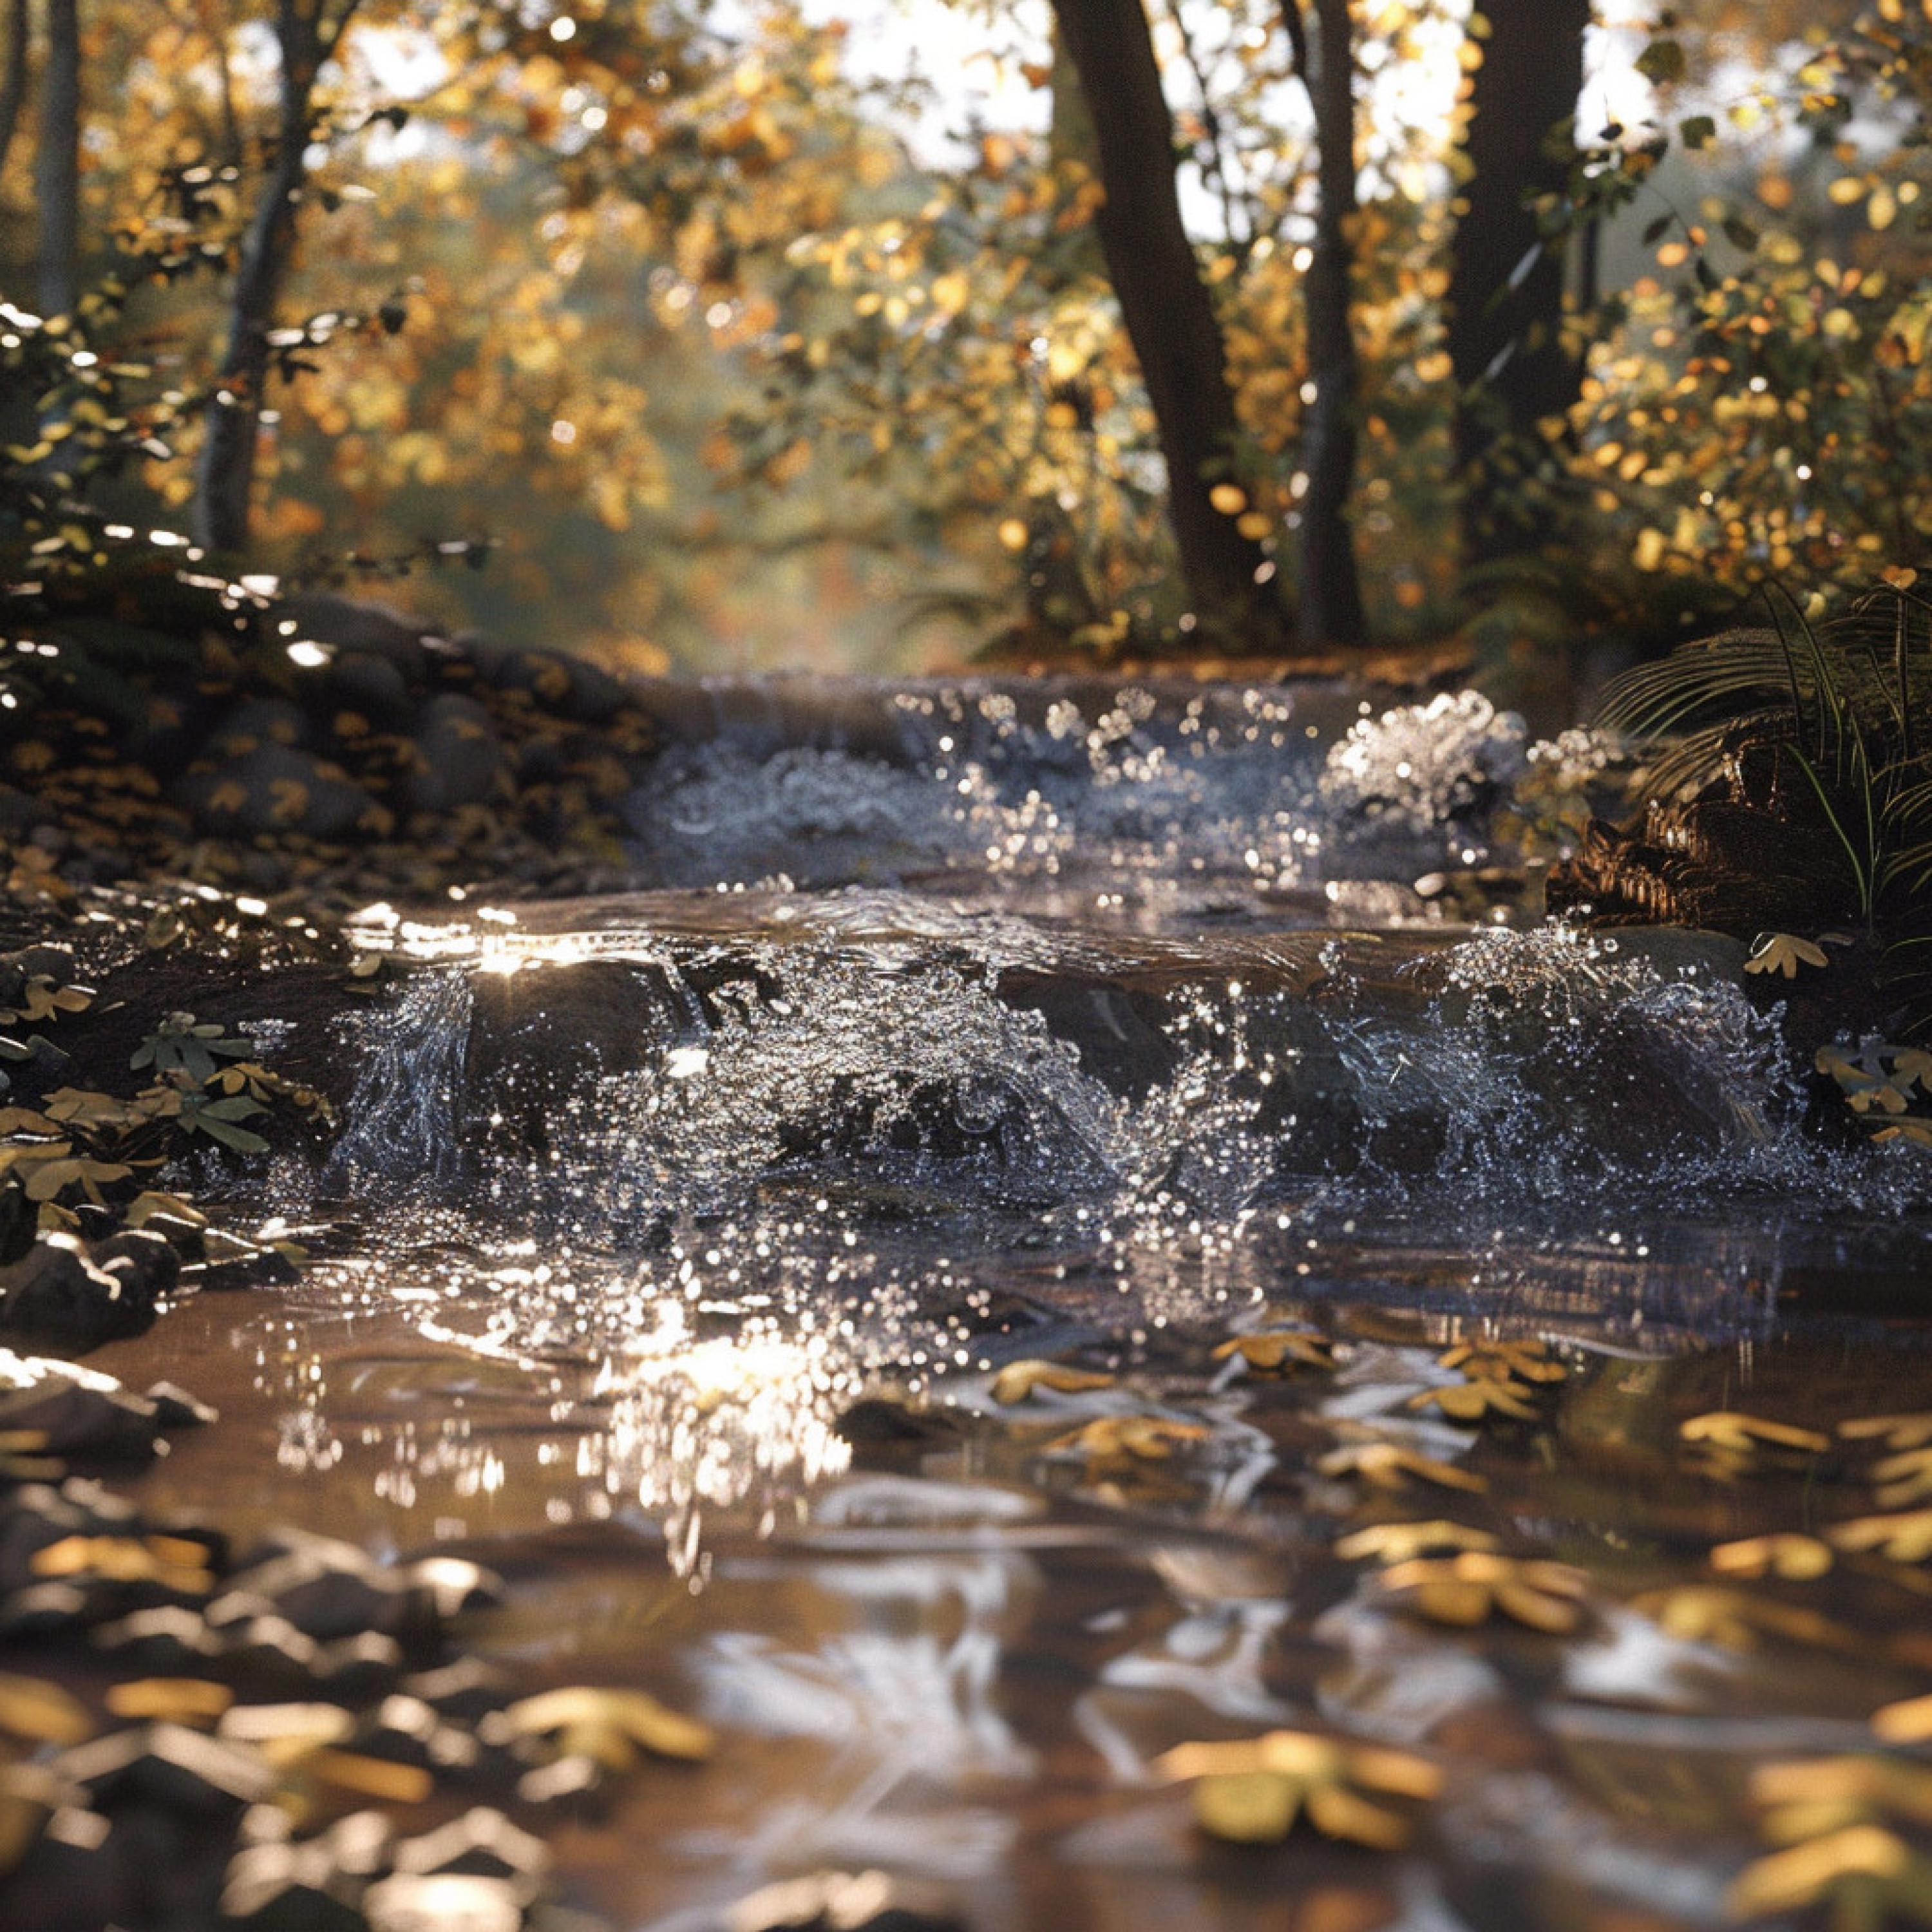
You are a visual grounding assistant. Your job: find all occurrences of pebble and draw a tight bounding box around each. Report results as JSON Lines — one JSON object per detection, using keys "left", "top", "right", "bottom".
{"left": 362, "top": 1870, "right": 526, "bottom": 1932}
{"left": 718, "top": 1870, "right": 967, "bottom": 1932}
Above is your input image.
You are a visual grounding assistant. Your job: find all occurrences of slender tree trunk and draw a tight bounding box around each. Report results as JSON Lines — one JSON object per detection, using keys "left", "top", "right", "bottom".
{"left": 1445, "top": 0, "right": 1591, "bottom": 567}
{"left": 1285, "top": 0, "right": 1367, "bottom": 649}
{"left": 1047, "top": 0, "right": 1283, "bottom": 649}
{"left": 0, "top": 0, "right": 32, "bottom": 189}
{"left": 35, "top": 0, "right": 80, "bottom": 319}
{"left": 214, "top": 9, "right": 242, "bottom": 169}
{"left": 193, "top": 0, "right": 354, "bottom": 554}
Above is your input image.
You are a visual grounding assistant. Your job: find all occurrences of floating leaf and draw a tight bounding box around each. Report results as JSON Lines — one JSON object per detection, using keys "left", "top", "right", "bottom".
{"left": 1378, "top": 1553, "right": 1589, "bottom": 1633}
{"left": 1333, "top": 1520, "right": 1501, "bottom": 1565}
{"left": 990, "top": 1359, "right": 1116, "bottom": 1404}
{"left": 1727, "top": 1824, "right": 1918, "bottom": 1922}
{"left": 1874, "top": 1694, "right": 1932, "bottom": 1746}
{"left": 1212, "top": 1331, "right": 1335, "bottom": 1374}
{"left": 1875, "top": 1449, "right": 1932, "bottom": 1507}
{"left": 1317, "top": 1442, "right": 1488, "bottom": 1494}
{"left": 1046, "top": 1415, "right": 1210, "bottom": 1473}
{"left": 1439, "top": 1340, "right": 1567, "bottom": 1385}
{"left": 1680, "top": 1412, "right": 1830, "bottom": 1455}
{"left": 1842, "top": 1414, "right": 1932, "bottom": 1453}
{"left": 1155, "top": 1728, "right": 1440, "bottom": 1851}
{"left": 1632, "top": 1586, "right": 1857, "bottom": 1654}
{"left": 32, "top": 1535, "right": 213, "bottom": 1593}
{"left": 1750, "top": 1756, "right": 1932, "bottom": 1842}
{"left": 0, "top": 1672, "right": 93, "bottom": 1746}
{"left": 0, "top": 979, "right": 94, "bottom": 1025}
{"left": 104, "top": 1678, "right": 234, "bottom": 1725}
{"left": 1710, "top": 1534, "right": 1835, "bottom": 1581}
{"left": 301, "top": 1749, "right": 434, "bottom": 1804}
{"left": 1407, "top": 1379, "right": 1539, "bottom": 1423}
{"left": 1745, "top": 933, "right": 1829, "bottom": 978}
{"left": 1828, "top": 1510, "right": 1932, "bottom": 1565}
{"left": 501, "top": 1686, "right": 713, "bottom": 1763}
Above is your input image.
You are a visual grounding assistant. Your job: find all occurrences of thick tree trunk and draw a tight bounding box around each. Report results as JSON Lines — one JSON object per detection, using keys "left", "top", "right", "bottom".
{"left": 193, "top": 0, "right": 354, "bottom": 554}
{"left": 0, "top": 0, "right": 31, "bottom": 189}
{"left": 1445, "top": 0, "right": 1591, "bottom": 567}
{"left": 35, "top": 0, "right": 80, "bottom": 319}
{"left": 1287, "top": 0, "right": 1368, "bottom": 649}
{"left": 1047, "top": 0, "right": 1283, "bottom": 649}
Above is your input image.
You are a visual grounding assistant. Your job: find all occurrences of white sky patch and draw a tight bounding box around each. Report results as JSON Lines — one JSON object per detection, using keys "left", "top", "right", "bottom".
{"left": 791, "top": 0, "right": 1663, "bottom": 239}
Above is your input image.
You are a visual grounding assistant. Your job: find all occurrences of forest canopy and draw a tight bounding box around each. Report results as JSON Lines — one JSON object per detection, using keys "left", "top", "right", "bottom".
{"left": 3, "top": 0, "right": 1931, "bottom": 679}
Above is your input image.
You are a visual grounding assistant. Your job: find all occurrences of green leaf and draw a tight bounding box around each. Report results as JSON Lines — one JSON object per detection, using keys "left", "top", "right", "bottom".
{"left": 1679, "top": 115, "right": 1716, "bottom": 150}
{"left": 1722, "top": 214, "right": 1761, "bottom": 252}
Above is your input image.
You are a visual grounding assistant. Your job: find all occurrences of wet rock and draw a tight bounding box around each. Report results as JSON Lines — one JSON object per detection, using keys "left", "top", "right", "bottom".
{"left": 406, "top": 696, "right": 506, "bottom": 813}
{"left": 0, "top": 1481, "right": 132, "bottom": 1593}
{"left": 403, "top": 1555, "right": 504, "bottom": 1623}
{"left": 513, "top": 1753, "right": 603, "bottom": 1810}
{"left": 0, "top": 1376, "right": 160, "bottom": 1460}
{"left": 401, "top": 1656, "right": 510, "bottom": 1723}
{"left": 363, "top": 1870, "right": 526, "bottom": 1932}
{"left": 0, "top": 1031, "right": 73, "bottom": 1105}
{"left": 323, "top": 1808, "right": 399, "bottom": 1882}
{"left": 279, "top": 595, "right": 431, "bottom": 686}
{"left": 717, "top": 1870, "right": 968, "bottom": 1932}
{"left": 1, "top": 1798, "right": 137, "bottom": 1932}
{"left": 54, "top": 1721, "right": 276, "bottom": 1813}
{"left": 305, "top": 648, "right": 417, "bottom": 732}
{"left": 215, "top": 1614, "right": 323, "bottom": 1696}
{"left": 313, "top": 1631, "right": 406, "bottom": 1703}
{"left": 350, "top": 1694, "right": 478, "bottom": 1776}
{"left": 221, "top": 1841, "right": 369, "bottom": 1932}
{"left": 87, "top": 1229, "right": 180, "bottom": 1315}
{"left": 0, "top": 784, "right": 53, "bottom": 838}
{"left": 120, "top": 686, "right": 211, "bottom": 774}
{"left": 392, "top": 1806, "right": 548, "bottom": 1888}
{"left": 484, "top": 647, "right": 629, "bottom": 726}
{"left": 90, "top": 1605, "right": 223, "bottom": 1671}
{"left": 208, "top": 697, "right": 312, "bottom": 760}
{"left": 0, "top": 1237, "right": 153, "bottom": 1349}
{"left": 834, "top": 1397, "right": 964, "bottom": 1449}
{"left": 227, "top": 1548, "right": 408, "bottom": 1643}
{"left": 178, "top": 744, "right": 377, "bottom": 841}
{"left": 3, "top": 945, "right": 80, "bottom": 983}
{"left": 144, "top": 1381, "right": 218, "bottom": 1428}
{"left": 0, "top": 1178, "right": 34, "bottom": 1267}
{"left": 0, "top": 1582, "right": 92, "bottom": 1638}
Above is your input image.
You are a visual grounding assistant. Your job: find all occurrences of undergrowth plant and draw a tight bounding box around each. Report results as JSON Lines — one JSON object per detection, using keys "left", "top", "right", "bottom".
{"left": 1598, "top": 580, "right": 1932, "bottom": 1032}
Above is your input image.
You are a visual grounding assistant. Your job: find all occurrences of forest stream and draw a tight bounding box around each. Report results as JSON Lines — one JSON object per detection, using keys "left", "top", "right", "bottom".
{"left": 20, "top": 672, "right": 1932, "bottom": 1932}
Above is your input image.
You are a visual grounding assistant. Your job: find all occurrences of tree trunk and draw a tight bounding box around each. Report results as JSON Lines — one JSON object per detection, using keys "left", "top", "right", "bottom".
{"left": 35, "top": 0, "right": 80, "bottom": 320}
{"left": 1445, "top": 0, "right": 1591, "bottom": 567}
{"left": 0, "top": 0, "right": 31, "bottom": 189}
{"left": 1047, "top": 0, "right": 1283, "bottom": 649}
{"left": 193, "top": 0, "right": 354, "bottom": 555}
{"left": 1285, "top": 0, "right": 1368, "bottom": 649}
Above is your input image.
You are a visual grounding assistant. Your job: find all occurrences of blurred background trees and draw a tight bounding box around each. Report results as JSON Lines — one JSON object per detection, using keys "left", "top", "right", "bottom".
{"left": 3, "top": 0, "right": 1932, "bottom": 685}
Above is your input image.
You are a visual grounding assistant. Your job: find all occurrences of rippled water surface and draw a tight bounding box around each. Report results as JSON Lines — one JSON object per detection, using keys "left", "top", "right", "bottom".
{"left": 103, "top": 675, "right": 1932, "bottom": 1931}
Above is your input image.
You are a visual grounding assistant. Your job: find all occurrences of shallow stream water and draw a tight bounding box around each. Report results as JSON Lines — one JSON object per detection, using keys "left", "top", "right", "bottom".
{"left": 95, "top": 675, "right": 1932, "bottom": 1931}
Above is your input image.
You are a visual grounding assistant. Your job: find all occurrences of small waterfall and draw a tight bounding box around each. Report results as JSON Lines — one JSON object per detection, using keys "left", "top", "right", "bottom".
{"left": 323, "top": 968, "right": 476, "bottom": 1203}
